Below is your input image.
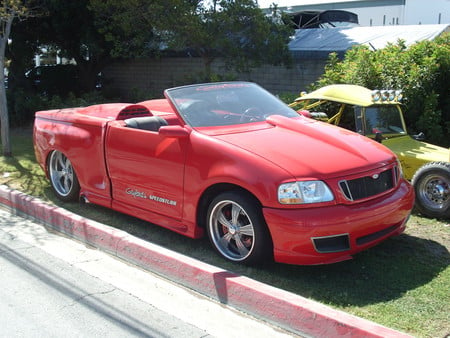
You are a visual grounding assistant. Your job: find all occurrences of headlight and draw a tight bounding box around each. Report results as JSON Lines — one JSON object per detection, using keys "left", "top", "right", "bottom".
{"left": 372, "top": 89, "right": 403, "bottom": 103}
{"left": 396, "top": 159, "right": 404, "bottom": 182}
{"left": 278, "top": 181, "right": 334, "bottom": 204}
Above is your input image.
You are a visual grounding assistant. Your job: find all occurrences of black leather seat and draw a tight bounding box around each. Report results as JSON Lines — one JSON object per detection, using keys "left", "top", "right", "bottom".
{"left": 124, "top": 116, "right": 168, "bottom": 131}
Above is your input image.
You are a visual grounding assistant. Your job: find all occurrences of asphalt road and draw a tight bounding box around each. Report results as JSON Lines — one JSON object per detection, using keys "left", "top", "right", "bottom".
{"left": 0, "top": 208, "right": 294, "bottom": 338}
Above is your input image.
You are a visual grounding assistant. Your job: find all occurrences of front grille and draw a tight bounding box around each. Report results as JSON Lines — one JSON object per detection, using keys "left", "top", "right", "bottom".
{"left": 339, "top": 168, "right": 394, "bottom": 201}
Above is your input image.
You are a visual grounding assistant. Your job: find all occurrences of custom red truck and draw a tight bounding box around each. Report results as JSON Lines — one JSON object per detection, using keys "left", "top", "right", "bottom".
{"left": 34, "top": 82, "right": 414, "bottom": 265}
{"left": 291, "top": 84, "right": 449, "bottom": 219}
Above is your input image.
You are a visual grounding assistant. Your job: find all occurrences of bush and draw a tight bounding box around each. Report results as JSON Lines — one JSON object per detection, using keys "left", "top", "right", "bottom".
{"left": 313, "top": 33, "right": 450, "bottom": 147}
{"left": 7, "top": 90, "right": 116, "bottom": 127}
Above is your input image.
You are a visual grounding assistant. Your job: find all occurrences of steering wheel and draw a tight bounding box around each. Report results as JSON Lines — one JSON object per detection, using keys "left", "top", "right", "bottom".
{"left": 240, "top": 107, "right": 264, "bottom": 122}
{"left": 183, "top": 101, "right": 217, "bottom": 126}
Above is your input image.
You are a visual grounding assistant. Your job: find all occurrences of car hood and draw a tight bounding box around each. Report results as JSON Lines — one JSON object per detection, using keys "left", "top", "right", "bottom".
{"left": 383, "top": 136, "right": 449, "bottom": 162}
{"left": 211, "top": 115, "right": 396, "bottom": 179}
{"left": 382, "top": 135, "right": 449, "bottom": 179}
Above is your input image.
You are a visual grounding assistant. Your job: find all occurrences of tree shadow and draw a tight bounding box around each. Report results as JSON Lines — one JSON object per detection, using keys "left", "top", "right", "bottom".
{"left": 257, "top": 234, "right": 449, "bottom": 306}
{"left": 1, "top": 156, "right": 48, "bottom": 197}
{"left": 4, "top": 130, "right": 448, "bottom": 309}
{"left": 54, "top": 201, "right": 449, "bottom": 308}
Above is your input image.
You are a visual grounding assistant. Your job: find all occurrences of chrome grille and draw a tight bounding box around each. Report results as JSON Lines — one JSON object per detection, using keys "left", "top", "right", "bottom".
{"left": 339, "top": 168, "right": 395, "bottom": 201}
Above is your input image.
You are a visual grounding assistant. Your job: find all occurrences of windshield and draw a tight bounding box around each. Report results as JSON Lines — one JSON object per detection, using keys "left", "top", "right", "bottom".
{"left": 355, "top": 105, "right": 406, "bottom": 136}
{"left": 164, "top": 82, "right": 298, "bottom": 127}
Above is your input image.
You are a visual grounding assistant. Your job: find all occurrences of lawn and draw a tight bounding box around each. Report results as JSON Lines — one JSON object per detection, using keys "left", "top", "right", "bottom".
{"left": 1, "top": 128, "right": 449, "bottom": 337}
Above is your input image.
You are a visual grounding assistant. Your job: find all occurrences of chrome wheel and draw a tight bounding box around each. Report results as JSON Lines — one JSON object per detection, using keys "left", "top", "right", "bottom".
{"left": 412, "top": 162, "right": 449, "bottom": 219}
{"left": 48, "top": 151, "right": 80, "bottom": 201}
{"left": 207, "top": 191, "right": 272, "bottom": 264}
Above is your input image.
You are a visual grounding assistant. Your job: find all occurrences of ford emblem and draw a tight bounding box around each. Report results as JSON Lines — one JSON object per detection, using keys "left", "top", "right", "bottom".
{"left": 372, "top": 174, "right": 379, "bottom": 179}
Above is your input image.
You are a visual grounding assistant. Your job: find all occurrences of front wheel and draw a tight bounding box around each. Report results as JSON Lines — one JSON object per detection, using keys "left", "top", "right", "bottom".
{"left": 48, "top": 150, "right": 80, "bottom": 202}
{"left": 411, "top": 162, "right": 449, "bottom": 219}
{"left": 206, "top": 191, "right": 273, "bottom": 264}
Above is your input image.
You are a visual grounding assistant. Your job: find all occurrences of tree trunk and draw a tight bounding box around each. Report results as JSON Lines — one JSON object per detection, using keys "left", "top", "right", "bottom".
{"left": 0, "top": 16, "right": 14, "bottom": 157}
{"left": 202, "top": 55, "right": 215, "bottom": 82}
{"left": 0, "top": 81, "right": 11, "bottom": 157}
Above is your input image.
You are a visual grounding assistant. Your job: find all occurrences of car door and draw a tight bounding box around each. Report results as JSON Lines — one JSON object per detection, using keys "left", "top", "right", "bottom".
{"left": 105, "top": 121, "right": 188, "bottom": 220}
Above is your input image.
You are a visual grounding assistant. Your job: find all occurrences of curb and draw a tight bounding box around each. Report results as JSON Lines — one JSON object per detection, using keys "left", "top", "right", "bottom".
{"left": 0, "top": 185, "right": 412, "bottom": 337}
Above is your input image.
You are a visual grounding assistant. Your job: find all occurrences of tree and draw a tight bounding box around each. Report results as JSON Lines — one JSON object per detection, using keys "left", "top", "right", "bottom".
{"left": 89, "top": 0, "right": 293, "bottom": 80}
{"left": 12, "top": 0, "right": 177, "bottom": 94}
{"left": 88, "top": 0, "right": 171, "bottom": 59}
{"left": 8, "top": 0, "right": 120, "bottom": 97}
{"left": 4, "top": 0, "right": 294, "bottom": 131}
{"left": 313, "top": 34, "right": 450, "bottom": 147}
{"left": 165, "top": 0, "right": 293, "bottom": 78}
{"left": 1, "top": 0, "right": 37, "bottom": 156}
{"left": 31, "top": 0, "right": 113, "bottom": 92}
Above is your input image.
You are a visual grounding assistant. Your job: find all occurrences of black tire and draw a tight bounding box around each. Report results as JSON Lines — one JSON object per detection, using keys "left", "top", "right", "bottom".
{"left": 48, "top": 150, "right": 80, "bottom": 202}
{"left": 206, "top": 191, "right": 273, "bottom": 264}
{"left": 411, "top": 162, "right": 449, "bottom": 219}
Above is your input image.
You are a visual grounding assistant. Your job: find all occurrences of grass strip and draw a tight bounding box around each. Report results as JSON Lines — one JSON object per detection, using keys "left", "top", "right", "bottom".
{"left": 1, "top": 128, "right": 449, "bottom": 337}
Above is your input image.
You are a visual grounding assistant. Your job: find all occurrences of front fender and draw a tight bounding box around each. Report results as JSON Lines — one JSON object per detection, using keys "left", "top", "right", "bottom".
{"left": 383, "top": 136, "right": 449, "bottom": 180}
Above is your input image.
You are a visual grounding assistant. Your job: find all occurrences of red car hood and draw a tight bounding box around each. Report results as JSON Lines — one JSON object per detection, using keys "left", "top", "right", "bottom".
{"left": 211, "top": 115, "right": 396, "bottom": 179}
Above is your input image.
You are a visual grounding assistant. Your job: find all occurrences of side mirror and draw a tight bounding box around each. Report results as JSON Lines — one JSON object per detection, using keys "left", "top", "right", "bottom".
{"left": 412, "top": 132, "right": 426, "bottom": 141}
{"left": 375, "top": 132, "right": 383, "bottom": 143}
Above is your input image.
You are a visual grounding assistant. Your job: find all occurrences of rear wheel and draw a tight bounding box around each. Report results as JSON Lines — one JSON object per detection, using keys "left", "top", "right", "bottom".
{"left": 411, "top": 162, "right": 449, "bottom": 219}
{"left": 206, "top": 191, "right": 272, "bottom": 264}
{"left": 48, "top": 150, "right": 80, "bottom": 202}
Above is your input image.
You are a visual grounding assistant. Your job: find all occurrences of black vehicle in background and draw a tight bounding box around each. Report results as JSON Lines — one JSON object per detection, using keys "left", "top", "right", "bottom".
{"left": 286, "top": 10, "right": 359, "bottom": 29}
{"left": 25, "top": 64, "right": 80, "bottom": 96}
{"left": 25, "top": 64, "right": 103, "bottom": 96}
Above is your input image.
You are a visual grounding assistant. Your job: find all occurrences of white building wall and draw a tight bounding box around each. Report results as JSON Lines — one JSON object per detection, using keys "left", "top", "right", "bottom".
{"left": 404, "top": 0, "right": 450, "bottom": 24}
{"left": 346, "top": 4, "right": 404, "bottom": 26}
{"left": 263, "top": 0, "right": 450, "bottom": 26}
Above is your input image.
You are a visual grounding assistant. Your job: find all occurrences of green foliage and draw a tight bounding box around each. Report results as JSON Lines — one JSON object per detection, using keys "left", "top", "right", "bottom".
{"left": 7, "top": 89, "right": 115, "bottom": 127}
{"left": 314, "top": 34, "right": 450, "bottom": 146}
{"left": 151, "top": 0, "right": 293, "bottom": 78}
{"left": 9, "top": 0, "right": 112, "bottom": 93}
{"left": 89, "top": 0, "right": 293, "bottom": 81}
{"left": 205, "top": 0, "right": 293, "bottom": 72}
{"left": 8, "top": 0, "right": 293, "bottom": 96}
{"left": 277, "top": 91, "right": 299, "bottom": 104}
{"left": 88, "top": 0, "right": 171, "bottom": 58}
{"left": 126, "top": 87, "right": 158, "bottom": 103}
{"left": 183, "top": 71, "right": 238, "bottom": 85}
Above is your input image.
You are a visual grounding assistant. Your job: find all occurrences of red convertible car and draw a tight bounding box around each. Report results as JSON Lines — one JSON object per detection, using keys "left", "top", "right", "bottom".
{"left": 33, "top": 82, "right": 414, "bottom": 265}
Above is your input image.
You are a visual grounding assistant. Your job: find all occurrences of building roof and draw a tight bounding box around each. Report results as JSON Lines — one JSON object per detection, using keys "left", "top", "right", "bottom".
{"left": 259, "top": 0, "right": 366, "bottom": 8}
{"left": 288, "top": 24, "right": 449, "bottom": 58}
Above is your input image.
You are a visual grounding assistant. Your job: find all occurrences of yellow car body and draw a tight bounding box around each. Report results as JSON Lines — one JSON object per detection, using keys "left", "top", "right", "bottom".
{"left": 383, "top": 136, "right": 448, "bottom": 180}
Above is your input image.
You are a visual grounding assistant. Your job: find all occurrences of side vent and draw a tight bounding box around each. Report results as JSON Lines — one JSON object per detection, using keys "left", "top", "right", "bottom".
{"left": 117, "top": 104, "right": 152, "bottom": 120}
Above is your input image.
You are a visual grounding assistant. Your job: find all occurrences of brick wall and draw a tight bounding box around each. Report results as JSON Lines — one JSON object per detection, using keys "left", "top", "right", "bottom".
{"left": 102, "top": 56, "right": 328, "bottom": 100}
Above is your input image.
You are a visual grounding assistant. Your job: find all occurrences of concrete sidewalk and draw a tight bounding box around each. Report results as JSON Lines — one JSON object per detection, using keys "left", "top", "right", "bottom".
{"left": 0, "top": 184, "right": 412, "bottom": 337}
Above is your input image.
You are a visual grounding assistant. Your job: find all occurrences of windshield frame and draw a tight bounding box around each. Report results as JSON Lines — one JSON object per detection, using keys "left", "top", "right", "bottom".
{"left": 357, "top": 104, "right": 407, "bottom": 137}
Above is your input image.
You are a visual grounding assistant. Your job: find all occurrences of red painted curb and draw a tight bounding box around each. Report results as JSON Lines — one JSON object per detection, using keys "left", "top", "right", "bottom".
{"left": 0, "top": 185, "right": 412, "bottom": 337}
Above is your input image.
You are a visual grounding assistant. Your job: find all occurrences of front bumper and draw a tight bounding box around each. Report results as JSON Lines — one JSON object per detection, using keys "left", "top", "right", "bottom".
{"left": 263, "top": 180, "right": 414, "bottom": 265}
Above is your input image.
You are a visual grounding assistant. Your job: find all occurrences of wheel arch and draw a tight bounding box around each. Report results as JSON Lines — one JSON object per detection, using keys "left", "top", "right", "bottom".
{"left": 46, "top": 149, "right": 81, "bottom": 202}
{"left": 196, "top": 183, "right": 263, "bottom": 230}
{"left": 45, "top": 148, "right": 82, "bottom": 181}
